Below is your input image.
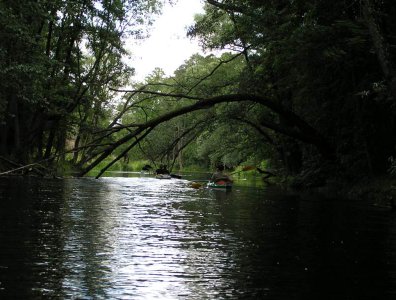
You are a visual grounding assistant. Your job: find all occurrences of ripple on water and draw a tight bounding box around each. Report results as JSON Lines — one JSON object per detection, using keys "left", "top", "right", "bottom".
{"left": 1, "top": 177, "right": 396, "bottom": 299}
{"left": 52, "top": 177, "right": 241, "bottom": 299}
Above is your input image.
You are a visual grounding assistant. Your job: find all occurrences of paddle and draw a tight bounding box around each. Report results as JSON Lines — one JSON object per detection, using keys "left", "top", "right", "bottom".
{"left": 189, "top": 166, "right": 256, "bottom": 189}
{"left": 189, "top": 179, "right": 209, "bottom": 189}
{"left": 190, "top": 182, "right": 203, "bottom": 189}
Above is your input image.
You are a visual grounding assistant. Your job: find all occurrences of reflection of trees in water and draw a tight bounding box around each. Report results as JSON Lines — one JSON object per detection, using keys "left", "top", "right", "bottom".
{"left": 0, "top": 178, "right": 66, "bottom": 298}
{"left": 61, "top": 179, "right": 118, "bottom": 298}
{"left": 172, "top": 193, "right": 237, "bottom": 297}
{"left": 1, "top": 178, "right": 396, "bottom": 298}
{"left": 203, "top": 188, "right": 396, "bottom": 299}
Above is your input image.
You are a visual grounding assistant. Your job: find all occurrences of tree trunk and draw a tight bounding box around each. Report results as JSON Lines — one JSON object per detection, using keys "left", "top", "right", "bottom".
{"left": 72, "top": 134, "right": 81, "bottom": 164}
{"left": 0, "top": 123, "right": 8, "bottom": 156}
{"left": 44, "top": 121, "right": 57, "bottom": 159}
{"left": 9, "top": 94, "right": 21, "bottom": 158}
{"left": 78, "top": 94, "right": 334, "bottom": 177}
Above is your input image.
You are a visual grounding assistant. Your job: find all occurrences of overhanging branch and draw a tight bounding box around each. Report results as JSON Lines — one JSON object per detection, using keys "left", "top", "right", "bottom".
{"left": 78, "top": 93, "right": 333, "bottom": 177}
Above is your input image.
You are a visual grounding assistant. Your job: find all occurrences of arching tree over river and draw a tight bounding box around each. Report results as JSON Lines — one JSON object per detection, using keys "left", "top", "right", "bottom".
{"left": 1, "top": 0, "right": 396, "bottom": 188}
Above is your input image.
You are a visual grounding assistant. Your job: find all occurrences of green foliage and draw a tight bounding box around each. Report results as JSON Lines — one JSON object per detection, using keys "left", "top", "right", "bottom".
{"left": 0, "top": 0, "right": 164, "bottom": 169}
{"left": 3, "top": 0, "right": 396, "bottom": 188}
{"left": 110, "top": 51, "right": 271, "bottom": 172}
{"left": 185, "top": 0, "right": 396, "bottom": 184}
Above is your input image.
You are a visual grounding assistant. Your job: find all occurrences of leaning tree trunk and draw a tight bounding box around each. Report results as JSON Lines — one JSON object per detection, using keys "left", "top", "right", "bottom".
{"left": 77, "top": 94, "right": 334, "bottom": 177}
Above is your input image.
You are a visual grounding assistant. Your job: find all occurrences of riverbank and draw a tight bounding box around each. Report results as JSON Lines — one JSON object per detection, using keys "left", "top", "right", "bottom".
{"left": 345, "top": 176, "right": 396, "bottom": 205}
{"left": 295, "top": 176, "right": 396, "bottom": 209}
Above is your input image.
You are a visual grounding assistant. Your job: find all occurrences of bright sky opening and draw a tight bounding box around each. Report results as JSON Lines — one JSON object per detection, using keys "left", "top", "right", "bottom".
{"left": 127, "top": 0, "right": 205, "bottom": 81}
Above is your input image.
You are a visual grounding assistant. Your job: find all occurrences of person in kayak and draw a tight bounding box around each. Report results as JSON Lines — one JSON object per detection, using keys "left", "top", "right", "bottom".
{"left": 142, "top": 164, "right": 152, "bottom": 171}
{"left": 211, "top": 164, "right": 233, "bottom": 183}
{"left": 156, "top": 164, "right": 170, "bottom": 175}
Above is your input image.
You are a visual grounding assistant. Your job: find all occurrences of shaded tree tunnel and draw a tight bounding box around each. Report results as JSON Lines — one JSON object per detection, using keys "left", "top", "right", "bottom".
{"left": 2, "top": 0, "right": 396, "bottom": 185}
{"left": 77, "top": 93, "right": 334, "bottom": 178}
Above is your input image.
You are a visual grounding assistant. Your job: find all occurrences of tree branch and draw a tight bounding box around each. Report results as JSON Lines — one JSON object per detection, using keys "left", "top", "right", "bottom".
{"left": 206, "top": 0, "right": 246, "bottom": 13}
{"left": 95, "top": 128, "right": 154, "bottom": 178}
{"left": 77, "top": 93, "right": 333, "bottom": 177}
{"left": 362, "top": 0, "right": 396, "bottom": 99}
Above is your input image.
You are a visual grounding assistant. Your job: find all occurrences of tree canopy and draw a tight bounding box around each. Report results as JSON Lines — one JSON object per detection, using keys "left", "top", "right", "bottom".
{"left": 1, "top": 0, "right": 396, "bottom": 187}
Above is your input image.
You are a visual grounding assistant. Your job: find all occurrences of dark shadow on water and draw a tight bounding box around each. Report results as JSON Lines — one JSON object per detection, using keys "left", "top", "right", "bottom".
{"left": 0, "top": 176, "right": 395, "bottom": 299}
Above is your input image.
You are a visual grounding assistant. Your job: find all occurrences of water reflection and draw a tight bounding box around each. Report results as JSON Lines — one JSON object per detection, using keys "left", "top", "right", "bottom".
{"left": 0, "top": 176, "right": 396, "bottom": 299}
{"left": 56, "top": 177, "right": 246, "bottom": 299}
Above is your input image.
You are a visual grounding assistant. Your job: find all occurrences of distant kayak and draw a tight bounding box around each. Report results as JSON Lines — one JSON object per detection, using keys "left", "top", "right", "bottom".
{"left": 207, "top": 180, "right": 232, "bottom": 189}
{"left": 155, "top": 174, "right": 172, "bottom": 179}
{"left": 170, "top": 174, "right": 182, "bottom": 179}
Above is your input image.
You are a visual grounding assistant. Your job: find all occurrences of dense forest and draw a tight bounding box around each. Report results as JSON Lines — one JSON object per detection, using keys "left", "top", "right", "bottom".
{"left": 1, "top": 0, "right": 396, "bottom": 189}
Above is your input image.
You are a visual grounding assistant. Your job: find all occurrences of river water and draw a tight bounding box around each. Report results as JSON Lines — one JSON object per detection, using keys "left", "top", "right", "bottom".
{"left": 0, "top": 175, "right": 396, "bottom": 299}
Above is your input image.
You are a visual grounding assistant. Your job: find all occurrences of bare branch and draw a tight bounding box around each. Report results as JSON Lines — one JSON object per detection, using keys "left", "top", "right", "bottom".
{"left": 95, "top": 128, "right": 154, "bottom": 178}
{"left": 109, "top": 89, "right": 203, "bottom": 101}
{"left": 78, "top": 93, "right": 333, "bottom": 178}
{"left": 169, "top": 134, "right": 198, "bottom": 172}
{"left": 186, "top": 51, "right": 245, "bottom": 94}
{"left": 159, "top": 119, "right": 209, "bottom": 162}
{"left": 206, "top": 0, "right": 246, "bottom": 13}
{"left": 232, "top": 117, "right": 275, "bottom": 145}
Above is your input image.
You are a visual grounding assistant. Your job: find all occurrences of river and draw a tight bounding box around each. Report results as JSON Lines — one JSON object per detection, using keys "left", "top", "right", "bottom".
{"left": 0, "top": 174, "right": 396, "bottom": 299}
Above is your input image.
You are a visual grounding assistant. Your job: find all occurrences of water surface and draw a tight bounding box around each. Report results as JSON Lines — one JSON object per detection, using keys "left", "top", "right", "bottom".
{"left": 0, "top": 176, "right": 395, "bottom": 299}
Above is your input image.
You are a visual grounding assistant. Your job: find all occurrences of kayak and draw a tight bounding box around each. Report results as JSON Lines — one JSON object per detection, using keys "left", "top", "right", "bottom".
{"left": 170, "top": 174, "right": 182, "bottom": 179}
{"left": 207, "top": 180, "right": 232, "bottom": 189}
{"left": 155, "top": 174, "right": 172, "bottom": 179}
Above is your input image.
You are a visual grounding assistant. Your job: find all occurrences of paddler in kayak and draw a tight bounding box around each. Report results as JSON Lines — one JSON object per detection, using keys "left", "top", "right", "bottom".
{"left": 190, "top": 164, "right": 232, "bottom": 189}
{"left": 155, "top": 164, "right": 170, "bottom": 175}
{"left": 211, "top": 164, "right": 233, "bottom": 184}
